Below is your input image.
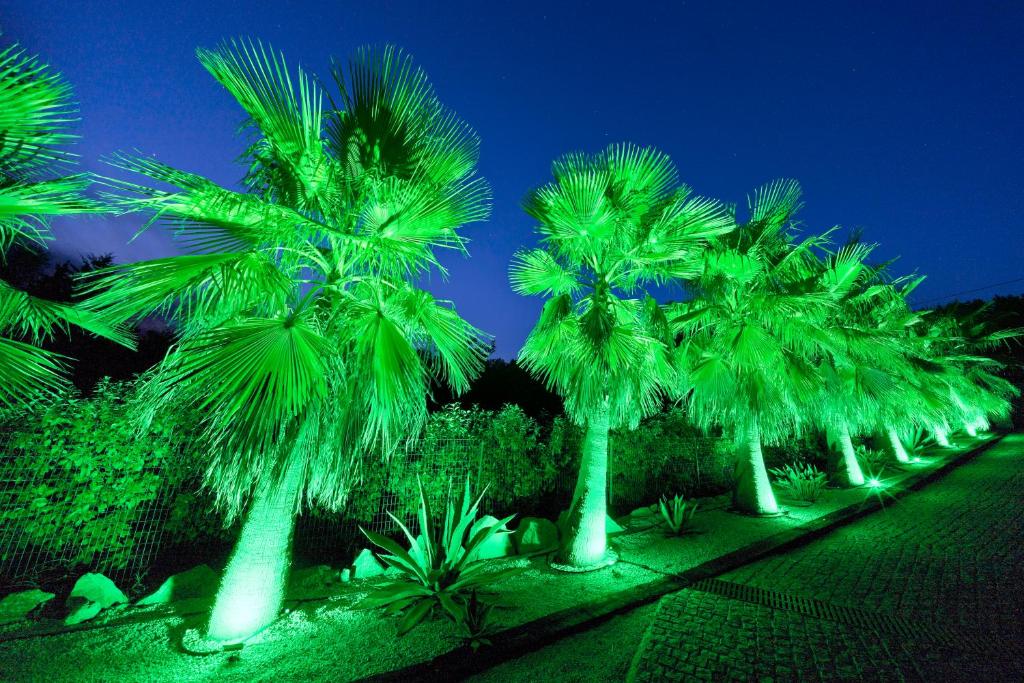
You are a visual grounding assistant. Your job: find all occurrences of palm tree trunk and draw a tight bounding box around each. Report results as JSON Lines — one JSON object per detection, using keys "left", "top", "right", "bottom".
{"left": 557, "top": 400, "right": 610, "bottom": 568}
{"left": 732, "top": 423, "right": 779, "bottom": 515}
{"left": 882, "top": 427, "right": 910, "bottom": 463}
{"left": 932, "top": 426, "right": 951, "bottom": 447}
{"left": 207, "top": 458, "right": 304, "bottom": 643}
{"left": 830, "top": 423, "right": 865, "bottom": 487}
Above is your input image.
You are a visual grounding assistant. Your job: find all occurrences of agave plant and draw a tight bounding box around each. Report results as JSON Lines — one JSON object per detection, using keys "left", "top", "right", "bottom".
{"left": 360, "top": 479, "right": 518, "bottom": 636}
{"left": 511, "top": 143, "right": 731, "bottom": 569}
{"left": 769, "top": 463, "right": 827, "bottom": 503}
{"left": 0, "top": 42, "right": 132, "bottom": 405}
{"left": 456, "top": 590, "right": 496, "bottom": 652}
{"left": 81, "top": 40, "right": 489, "bottom": 643}
{"left": 658, "top": 494, "right": 698, "bottom": 535}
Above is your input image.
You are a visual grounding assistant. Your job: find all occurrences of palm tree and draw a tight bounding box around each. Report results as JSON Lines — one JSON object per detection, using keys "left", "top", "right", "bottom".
{"left": 670, "top": 180, "right": 834, "bottom": 515}
{"left": 859, "top": 276, "right": 932, "bottom": 464}
{"left": 915, "top": 306, "right": 1020, "bottom": 440}
{"left": 0, "top": 42, "right": 131, "bottom": 406}
{"left": 82, "top": 40, "right": 489, "bottom": 643}
{"left": 511, "top": 144, "right": 730, "bottom": 569}
{"left": 811, "top": 244, "right": 914, "bottom": 485}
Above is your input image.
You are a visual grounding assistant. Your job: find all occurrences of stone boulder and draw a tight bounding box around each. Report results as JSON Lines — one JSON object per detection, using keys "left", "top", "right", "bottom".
{"left": 0, "top": 589, "right": 54, "bottom": 624}
{"left": 468, "top": 515, "right": 515, "bottom": 560}
{"left": 626, "top": 504, "right": 659, "bottom": 528}
{"left": 65, "top": 573, "right": 128, "bottom": 625}
{"left": 287, "top": 564, "right": 339, "bottom": 597}
{"left": 351, "top": 548, "right": 386, "bottom": 579}
{"left": 511, "top": 517, "right": 558, "bottom": 555}
{"left": 137, "top": 564, "right": 219, "bottom": 607}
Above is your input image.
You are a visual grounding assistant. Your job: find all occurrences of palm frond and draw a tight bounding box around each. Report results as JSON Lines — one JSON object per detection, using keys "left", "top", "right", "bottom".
{"left": 0, "top": 175, "right": 95, "bottom": 248}
{"left": 509, "top": 248, "right": 581, "bottom": 297}
{"left": 146, "top": 314, "right": 332, "bottom": 458}
{"left": 78, "top": 251, "right": 291, "bottom": 325}
{"left": 0, "top": 335, "right": 67, "bottom": 407}
{"left": 0, "top": 278, "right": 134, "bottom": 348}
{"left": 0, "top": 44, "right": 77, "bottom": 174}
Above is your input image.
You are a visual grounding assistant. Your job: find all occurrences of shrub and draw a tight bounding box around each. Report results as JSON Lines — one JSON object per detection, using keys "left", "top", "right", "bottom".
{"left": 0, "top": 379, "right": 199, "bottom": 574}
{"left": 162, "top": 489, "right": 233, "bottom": 546}
{"left": 762, "top": 431, "right": 829, "bottom": 471}
{"left": 658, "top": 494, "right": 698, "bottom": 535}
{"left": 609, "top": 408, "right": 731, "bottom": 508}
{"left": 346, "top": 404, "right": 548, "bottom": 527}
{"left": 476, "top": 405, "right": 546, "bottom": 511}
{"left": 359, "top": 479, "right": 520, "bottom": 636}
{"left": 769, "top": 462, "right": 827, "bottom": 503}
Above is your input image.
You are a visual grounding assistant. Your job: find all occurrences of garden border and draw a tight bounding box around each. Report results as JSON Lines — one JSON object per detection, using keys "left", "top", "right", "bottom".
{"left": 0, "top": 435, "right": 1004, "bottom": 665}
{"left": 361, "top": 433, "right": 1007, "bottom": 682}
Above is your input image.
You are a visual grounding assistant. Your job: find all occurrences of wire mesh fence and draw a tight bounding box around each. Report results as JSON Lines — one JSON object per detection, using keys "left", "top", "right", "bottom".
{"left": 1, "top": 429, "right": 732, "bottom": 592}
{"left": 608, "top": 434, "right": 732, "bottom": 513}
{"left": 0, "top": 426, "right": 181, "bottom": 591}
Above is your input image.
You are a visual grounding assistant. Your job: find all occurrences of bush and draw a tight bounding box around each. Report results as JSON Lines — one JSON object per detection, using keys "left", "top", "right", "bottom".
{"left": 476, "top": 405, "right": 546, "bottom": 511}
{"left": 344, "top": 405, "right": 731, "bottom": 530}
{"left": 0, "top": 379, "right": 200, "bottom": 574}
{"left": 609, "top": 409, "right": 731, "bottom": 509}
{"left": 346, "top": 404, "right": 548, "bottom": 527}
{"left": 762, "top": 431, "right": 828, "bottom": 471}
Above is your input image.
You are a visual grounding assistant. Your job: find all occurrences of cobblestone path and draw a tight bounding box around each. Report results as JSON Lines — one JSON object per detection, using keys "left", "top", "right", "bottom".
{"left": 630, "top": 434, "right": 1024, "bottom": 682}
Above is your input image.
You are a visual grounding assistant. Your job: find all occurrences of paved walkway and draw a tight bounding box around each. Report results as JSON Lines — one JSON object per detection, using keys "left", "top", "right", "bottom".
{"left": 630, "top": 434, "right": 1024, "bottom": 682}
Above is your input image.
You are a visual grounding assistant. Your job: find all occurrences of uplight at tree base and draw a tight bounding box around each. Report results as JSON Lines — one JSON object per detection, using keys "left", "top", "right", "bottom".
{"left": 867, "top": 478, "right": 882, "bottom": 488}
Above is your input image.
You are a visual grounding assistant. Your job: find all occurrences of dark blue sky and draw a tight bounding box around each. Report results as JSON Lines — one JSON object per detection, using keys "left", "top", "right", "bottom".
{"left": 4, "top": 1, "right": 1023, "bottom": 357}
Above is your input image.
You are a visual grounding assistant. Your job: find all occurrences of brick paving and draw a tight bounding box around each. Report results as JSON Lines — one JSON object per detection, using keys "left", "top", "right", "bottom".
{"left": 630, "top": 434, "right": 1024, "bottom": 682}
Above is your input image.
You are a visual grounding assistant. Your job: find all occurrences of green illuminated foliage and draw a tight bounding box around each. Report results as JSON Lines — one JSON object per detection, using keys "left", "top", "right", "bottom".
{"left": 346, "top": 404, "right": 547, "bottom": 527}
{"left": 807, "top": 240, "right": 910, "bottom": 486}
{"left": 0, "top": 380, "right": 197, "bottom": 574}
{"left": 917, "top": 305, "right": 1021, "bottom": 431}
{"left": 81, "top": 39, "right": 488, "bottom": 641}
{"left": 0, "top": 42, "right": 132, "bottom": 406}
{"left": 513, "top": 143, "right": 730, "bottom": 566}
{"left": 359, "top": 479, "right": 518, "bottom": 636}
{"left": 769, "top": 463, "right": 827, "bottom": 503}
{"left": 671, "top": 180, "right": 833, "bottom": 514}
{"left": 456, "top": 590, "right": 495, "bottom": 652}
{"left": 658, "top": 494, "right": 698, "bottom": 535}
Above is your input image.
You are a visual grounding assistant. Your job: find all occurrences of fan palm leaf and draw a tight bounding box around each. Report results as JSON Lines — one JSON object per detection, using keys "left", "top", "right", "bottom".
{"left": 0, "top": 41, "right": 132, "bottom": 406}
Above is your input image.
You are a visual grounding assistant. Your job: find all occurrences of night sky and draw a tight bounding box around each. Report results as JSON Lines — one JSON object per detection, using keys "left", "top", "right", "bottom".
{"left": 3, "top": 1, "right": 1023, "bottom": 357}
